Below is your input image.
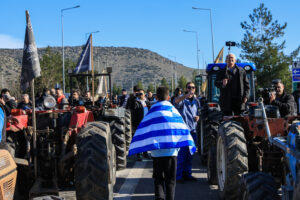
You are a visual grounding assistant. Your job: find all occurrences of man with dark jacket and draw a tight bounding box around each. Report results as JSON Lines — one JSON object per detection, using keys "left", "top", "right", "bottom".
{"left": 293, "top": 82, "right": 300, "bottom": 114}
{"left": 17, "top": 94, "right": 32, "bottom": 110}
{"left": 215, "top": 53, "right": 250, "bottom": 115}
{"left": 126, "top": 86, "right": 151, "bottom": 160}
{"left": 270, "top": 79, "right": 296, "bottom": 117}
{"left": 119, "top": 89, "right": 129, "bottom": 108}
{"left": 0, "top": 89, "right": 17, "bottom": 116}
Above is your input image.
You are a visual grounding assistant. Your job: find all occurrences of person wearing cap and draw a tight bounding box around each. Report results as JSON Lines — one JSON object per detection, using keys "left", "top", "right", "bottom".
{"left": 270, "top": 79, "right": 296, "bottom": 117}
{"left": 293, "top": 82, "right": 300, "bottom": 114}
{"left": 119, "top": 89, "right": 129, "bottom": 108}
{"left": 215, "top": 53, "right": 250, "bottom": 115}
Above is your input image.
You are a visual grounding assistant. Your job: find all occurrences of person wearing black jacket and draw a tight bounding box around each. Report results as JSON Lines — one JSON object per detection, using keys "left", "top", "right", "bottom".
{"left": 215, "top": 53, "right": 250, "bottom": 115}
{"left": 0, "top": 89, "right": 17, "bottom": 116}
{"left": 270, "top": 79, "right": 296, "bottom": 117}
{"left": 293, "top": 82, "right": 300, "bottom": 114}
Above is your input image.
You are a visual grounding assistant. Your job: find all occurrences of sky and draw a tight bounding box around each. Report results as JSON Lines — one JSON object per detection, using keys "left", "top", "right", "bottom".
{"left": 0, "top": 0, "right": 300, "bottom": 71}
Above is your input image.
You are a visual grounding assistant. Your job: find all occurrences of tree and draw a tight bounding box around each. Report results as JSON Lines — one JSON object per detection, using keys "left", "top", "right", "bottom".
{"left": 240, "top": 3, "right": 300, "bottom": 92}
{"left": 161, "top": 78, "right": 169, "bottom": 89}
{"left": 147, "top": 83, "right": 155, "bottom": 93}
{"left": 137, "top": 80, "right": 144, "bottom": 90}
{"left": 35, "top": 46, "right": 62, "bottom": 93}
{"left": 177, "top": 75, "right": 187, "bottom": 90}
{"left": 112, "top": 83, "right": 122, "bottom": 95}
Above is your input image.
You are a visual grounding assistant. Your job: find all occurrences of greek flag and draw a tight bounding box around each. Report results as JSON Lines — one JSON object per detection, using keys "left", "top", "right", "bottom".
{"left": 74, "top": 34, "right": 92, "bottom": 73}
{"left": 128, "top": 101, "right": 196, "bottom": 156}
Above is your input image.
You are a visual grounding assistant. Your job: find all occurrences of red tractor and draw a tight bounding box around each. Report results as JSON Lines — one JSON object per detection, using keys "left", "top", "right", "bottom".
{"left": 6, "top": 68, "right": 131, "bottom": 200}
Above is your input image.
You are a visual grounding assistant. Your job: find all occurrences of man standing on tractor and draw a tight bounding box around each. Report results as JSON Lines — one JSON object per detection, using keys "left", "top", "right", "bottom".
{"left": 270, "top": 79, "right": 296, "bottom": 117}
{"left": 215, "top": 53, "right": 250, "bottom": 115}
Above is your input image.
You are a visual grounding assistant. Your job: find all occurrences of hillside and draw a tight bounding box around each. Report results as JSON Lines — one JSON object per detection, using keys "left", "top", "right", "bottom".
{"left": 0, "top": 46, "right": 199, "bottom": 92}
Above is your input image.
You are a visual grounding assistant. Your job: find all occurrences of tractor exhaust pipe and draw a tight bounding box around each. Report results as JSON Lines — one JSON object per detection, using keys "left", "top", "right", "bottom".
{"left": 258, "top": 97, "right": 273, "bottom": 144}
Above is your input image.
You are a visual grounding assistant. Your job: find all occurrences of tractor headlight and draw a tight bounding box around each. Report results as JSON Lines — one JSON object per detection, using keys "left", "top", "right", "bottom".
{"left": 254, "top": 108, "right": 263, "bottom": 118}
{"left": 212, "top": 66, "right": 219, "bottom": 71}
{"left": 43, "top": 96, "right": 56, "bottom": 109}
{"left": 244, "top": 65, "right": 251, "bottom": 71}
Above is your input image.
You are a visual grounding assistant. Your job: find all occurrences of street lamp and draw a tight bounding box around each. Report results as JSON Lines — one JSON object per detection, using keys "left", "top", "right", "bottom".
{"left": 192, "top": 7, "right": 215, "bottom": 62}
{"left": 85, "top": 30, "right": 100, "bottom": 91}
{"left": 183, "top": 30, "right": 200, "bottom": 75}
{"left": 183, "top": 30, "right": 201, "bottom": 96}
{"left": 168, "top": 55, "right": 177, "bottom": 94}
{"left": 85, "top": 30, "right": 100, "bottom": 40}
{"left": 61, "top": 5, "right": 80, "bottom": 94}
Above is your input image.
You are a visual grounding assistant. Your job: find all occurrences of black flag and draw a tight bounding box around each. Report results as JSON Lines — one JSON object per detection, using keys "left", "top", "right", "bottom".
{"left": 73, "top": 34, "right": 92, "bottom": 74}
{"left": 21, "top": 10, "right": 41, "bottom": 91}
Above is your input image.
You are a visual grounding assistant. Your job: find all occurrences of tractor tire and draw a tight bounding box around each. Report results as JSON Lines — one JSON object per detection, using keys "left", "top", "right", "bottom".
{"left": 75, "top": 121, "right": 114, "bottom": 200}
{"left": 207, "top": 146, "right": 217, "bottom": 185}
{"left": 110, "top": 117, "right": 127, "bottom": 170}
{"left": 240, "top": 172, "right": 279, "bottom": 200}
{"left": 125, "top": 109, "right": 132, "bottom": 153}
{"left": 201, "top": 122, "right": 218, "bottom": 164}
{"left": 216, "top": 121, "right": 248, "bottom": 199}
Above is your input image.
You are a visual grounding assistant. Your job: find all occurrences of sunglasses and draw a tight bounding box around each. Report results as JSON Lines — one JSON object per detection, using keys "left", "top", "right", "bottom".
{"left": 187, "top": 86, "right": 195, "bottom": 89}
{"left": 137, "top": 93, "right": 144, "bottom": 96}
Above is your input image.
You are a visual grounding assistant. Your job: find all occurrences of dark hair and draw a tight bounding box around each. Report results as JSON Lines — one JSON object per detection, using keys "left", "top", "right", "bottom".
{"left": 1, "top": 88, "right": 10, "bottom": 95}
{"left": 43, "top": 88, "right": 50, "bottom": 94}
{"left": 156, "top": 86, "right": 169, "bottom": 101}
{"left": 186, "top": 82, "right": 195, "bottom": 88}
{"left": 133, "top": 85, "right": 140, "bottom": 92}
{"left": 272, "top": 79, "right": 282, "bottom": 85}
{"left": 72, "top": 89, "right": 80, "bottom": 96}
{"left": 174, "top": 88, "right": 182, "bottom": 97}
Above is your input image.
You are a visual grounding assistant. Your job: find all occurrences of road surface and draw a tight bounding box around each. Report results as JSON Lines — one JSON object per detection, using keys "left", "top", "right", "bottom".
{"left": 114, "top": 153, "right": 219, "bottom": 200}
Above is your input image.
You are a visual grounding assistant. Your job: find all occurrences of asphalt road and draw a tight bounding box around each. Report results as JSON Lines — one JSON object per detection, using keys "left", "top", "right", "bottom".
{"left": 114, "top": 153, "right": 219, "bottom": 200}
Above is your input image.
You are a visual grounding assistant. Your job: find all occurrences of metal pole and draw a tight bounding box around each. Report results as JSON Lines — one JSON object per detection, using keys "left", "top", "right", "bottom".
{"left": 192, "top": 7, "right": 215, "bottom": 62}
{"left": 61, "top": 11, "right": 65, "bottom": 93}
{"left": 31, "top": 80, "right": 37, "bottom": 178}
{"left": 61, "top": 5, "right": 80, "bottom": 94}
{"left": 209, "top": 9, "right": 215, "bottom": 61}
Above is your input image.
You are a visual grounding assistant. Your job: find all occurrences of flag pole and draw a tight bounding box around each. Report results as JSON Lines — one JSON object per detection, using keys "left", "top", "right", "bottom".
{"left": 91, "top": 34, "right": 95, "bottom": 106}
{"left": 25, "top": 10, "right": 38, "bottom": 178}
{"left": 31, "top": 80, "right": 38, "bottom": 178}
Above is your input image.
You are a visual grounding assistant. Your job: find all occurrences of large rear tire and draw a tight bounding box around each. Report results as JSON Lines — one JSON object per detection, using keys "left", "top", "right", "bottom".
{"left": 201, "top": 122, "right": 218, "bottom": 164}
{"left": 207, "top": 146, "right": 217, "bottom": 185}
{"left": 75, "top": 121, "right": 114, "bottom": 200}
{"left": 110, "top": 117, "right": 127, "bottom": 170}
{"left": 125, "top": 110, "right": 132, "bottom": 153}
{"left": 216, "top": 121, "right": 248, "bottom": 199}
{"left": 240, "top": 172, "right": 279, "bottom": 200}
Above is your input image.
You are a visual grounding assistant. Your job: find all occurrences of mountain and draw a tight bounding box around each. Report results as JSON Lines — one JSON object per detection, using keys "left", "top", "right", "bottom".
{"left": 0, "top": 46, "right": 199, "bottom": 92}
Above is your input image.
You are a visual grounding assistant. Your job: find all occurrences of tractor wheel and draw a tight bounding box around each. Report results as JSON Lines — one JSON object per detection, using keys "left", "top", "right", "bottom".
{"left": 201, "top": 122, "right": 218, "bottom": 164}
{"left": 207, "top": 146, "right": 217, "bottom": 185}
{"left": 75, "top": 121, "right": 114, "bottom": 200}
{"left": 125, "top": 109, "right": 132, "bottom": 153}
{"left": 216, "top": 121, "right": 248, "bottom": 199}
{"left": 240, "top": 172, "right": 279, "bottom": 200}
{"left": 111, "top": 117, "right": 127, "bottom": 170}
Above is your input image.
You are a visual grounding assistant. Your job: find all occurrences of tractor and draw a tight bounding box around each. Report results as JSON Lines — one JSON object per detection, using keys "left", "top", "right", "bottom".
{"left": 197, "top": 63, "right": 256, "bottom": 183}
{"left": 5, "top": 67, "right": 131, "bottom": 200}
{"left": 200, "top": 62, "right": 300, "bottom": 199}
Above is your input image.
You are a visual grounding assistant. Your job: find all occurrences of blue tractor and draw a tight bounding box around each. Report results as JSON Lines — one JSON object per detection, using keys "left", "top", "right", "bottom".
{"left": 198, "top": 63, "right": 256, "bottom": 182}
{"left": 200, "top": 63, "right": 300, "bottom": 199}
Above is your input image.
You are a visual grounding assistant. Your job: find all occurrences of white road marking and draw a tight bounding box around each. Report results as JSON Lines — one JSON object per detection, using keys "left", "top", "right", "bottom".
{"left": 114, "top": 161, "right": 149, "bottom": 200}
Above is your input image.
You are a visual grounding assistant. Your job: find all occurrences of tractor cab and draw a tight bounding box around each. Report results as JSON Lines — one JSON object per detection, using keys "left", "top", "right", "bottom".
{"left": 205, "top": 63, "right": 256, "bottom": 103}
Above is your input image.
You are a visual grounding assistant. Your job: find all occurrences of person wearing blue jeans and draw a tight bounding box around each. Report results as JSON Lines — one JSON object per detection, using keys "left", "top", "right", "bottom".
{"left": 174, "top": 82, "right": 200, "bottom": 183}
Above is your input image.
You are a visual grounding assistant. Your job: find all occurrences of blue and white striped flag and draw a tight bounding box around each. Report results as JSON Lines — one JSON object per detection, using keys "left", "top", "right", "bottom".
{"left": 74, "top": 34, "right": 92, "bottom": 74}
{"left": 128, "top": 101, "right": 196, "bottom": 156}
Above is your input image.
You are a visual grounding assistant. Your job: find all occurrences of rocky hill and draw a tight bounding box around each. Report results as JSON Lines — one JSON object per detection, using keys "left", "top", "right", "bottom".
{"left": 0, "top": 46, "right": 198, "bottom": 92}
